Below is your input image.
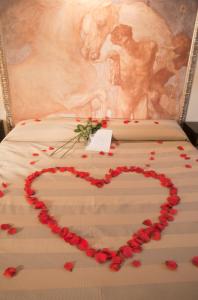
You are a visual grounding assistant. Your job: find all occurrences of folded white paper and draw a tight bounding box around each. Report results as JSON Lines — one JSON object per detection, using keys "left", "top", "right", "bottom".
{"left": 86, "top": 129, "right": 112, "bottom": 153}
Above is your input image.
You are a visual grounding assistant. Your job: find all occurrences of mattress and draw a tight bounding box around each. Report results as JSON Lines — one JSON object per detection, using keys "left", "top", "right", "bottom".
{"left": 0, "top": 119, "right": 198, "bottom": 300}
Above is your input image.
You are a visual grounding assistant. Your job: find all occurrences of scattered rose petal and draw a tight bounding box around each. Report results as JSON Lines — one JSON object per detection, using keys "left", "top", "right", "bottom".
{"left": 1, "top": 224, "right": 11, "bottom": 230}
{"left": 32, "top": 153, "right": 39, "bottom": 156}
{"left": 165, "top": 260, "right": 178, "bottom": 270}
{"left": 81, "top": 154, "right": 88, "bottom": 159}
{"left": 2, "top": 182, "right": 8, "bottom": 188}
{"left": 41, "top": 149, "right": 47, "bottom": 152}
{"left": 108, "top": 152, "right": 113, "bottom": 156}
{"left": 154, "top": 121, "right": 159, "bottom": 124}
{"left": 192, "top": 256, "right": 198, "bottom": 267}
{"left": 110, "top": 145, "right": 116, "bottom": 150}
{"left": 99, "top": 151, "right": 105, "bottom": 156}
{"left": 76, "top": 118, "right": 80, "bottom": 122}
{"left": 0, "top": 190, "right": 4, "bottom": 198}
{"left": 177, "top": 146, "right": 184, "bottom": 151}
{"left": 149, "top": 157, "right": 155, "bottom": 160}
{"left": 150, "top": 151, "right": 155, "bottom": 155}
{"left": 3, "top": 267, "right": 17, "bottom": 278}
{"left": 8, "top": 227, "right": 17, "bottom": 235}
{"left": 123, "top": 120, "right": 130, "bottom": 124}
{"left": 145, "top": 164, "right": 150, "bottom": 167}
{"left": 30, "top": 161, "right": 36, "bottom": 165}
{"left": 49, "top": 147, "right": 54, "bottom": 150}
{"left": 34, "top": 119, "right": 41, "bottom": 122}
{"left": 131, "top": 260, "right": 141, "bottom": 267}
{"left": 185, "top": 164, "right": 192, "bottom": 168}
{"left": 156, "top": 140, "right": 163, "bottom": 144}
{"left": 64, "top": 262, "right": 74, "bottom": 272}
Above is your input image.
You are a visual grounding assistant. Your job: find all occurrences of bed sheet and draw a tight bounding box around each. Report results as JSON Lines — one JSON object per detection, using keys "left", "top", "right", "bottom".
{"left": 0, "top": 135, "right": 198, "bottom": 300}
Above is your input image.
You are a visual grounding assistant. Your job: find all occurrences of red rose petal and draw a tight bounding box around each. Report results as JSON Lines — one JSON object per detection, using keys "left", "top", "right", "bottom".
{"left": 131, "top": 260, "right": 141, "bottom": 267}
{"left": 81, "top": 154, "right": 88, "bottom": 159}
{"left": 99, "top": 151, "right": 105, "bottom": 156}
{"left": 149, "top": 157, "right": 155, "bottom": 160}
{"left": 3, "top": 267, "right": 17, "bottom": 278}
{"left": 143, "top": 219, "right": 152, "bottom": 226}
{"left": 2, "top": 182, "right": 8, "bottom": 188}
{"left": 150, "top": 151, "right": 155, "bottom": 155}
{"left": 30, "top": 161, "right": 36, "bottom": 165}
{"left": 177, "top": 146, "right": 184, "bottom": 151}
{"left": 0, "top": 190, "right": 4, "bottom": 198}
{"left": 95, "top": 252, "right": 108, "bottom": 263}
{"left": 109, "top": 263, "right": 121, "bottom": 272}
{"left": 1, "top": 224, "right": 11, "bottom": 230}
{"left": 123, "top": 120, "right": 130, "bottom": 124}
{"left": 165, "top": 260, "right": 178, "bottom": 270}
{"left": 64, "top": 262, "right": 74, "bottom": 272}
{"left": 121, "top": 246, "right": 133, "bottom": 258}
{"left": 192, "top": 256, "right": 198, "bottom": 267}
{"left": 8, "top": 227, "right": 17, "bottom": 235}
{"left": 185, "top": 164, "right": 192, "bottom": 168}
{"left": 108, "top": 152, "right": 113, "bottom": 156}
{"left": 32, "top": 153, "right": 39, "bottom": 156}
{"left": 154, "top": 121, "right": 159, "bottom": 124}
{"left": 49, "top": 147, "right": 54, "bottom": 150}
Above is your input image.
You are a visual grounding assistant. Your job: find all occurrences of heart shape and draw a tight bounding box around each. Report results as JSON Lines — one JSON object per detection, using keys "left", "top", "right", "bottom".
{"left": 24, "top": 166, "right": 180, "bottom": 271}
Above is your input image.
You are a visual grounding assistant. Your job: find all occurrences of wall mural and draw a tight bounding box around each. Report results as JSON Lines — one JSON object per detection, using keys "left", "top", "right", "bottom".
{"left": 0, "top": 0, "right": 197, "bottom": 123}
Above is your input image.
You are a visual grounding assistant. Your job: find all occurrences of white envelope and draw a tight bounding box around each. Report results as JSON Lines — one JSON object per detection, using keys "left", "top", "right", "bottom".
{"left": 85, "top": 129, "right": 113, "bottom": 153}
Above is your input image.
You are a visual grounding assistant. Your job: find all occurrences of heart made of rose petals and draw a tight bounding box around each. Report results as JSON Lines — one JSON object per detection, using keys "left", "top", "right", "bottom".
{"left": 24, "top": 166, "right": 180, "bottom": 271}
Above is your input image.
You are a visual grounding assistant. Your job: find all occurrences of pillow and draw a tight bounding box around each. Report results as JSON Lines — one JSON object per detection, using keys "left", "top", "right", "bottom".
{"left": 109, "top": 119, "right": 187, "bottom": 141}
{"left": 4, "top": 118, "right": 187, "bottom": 142}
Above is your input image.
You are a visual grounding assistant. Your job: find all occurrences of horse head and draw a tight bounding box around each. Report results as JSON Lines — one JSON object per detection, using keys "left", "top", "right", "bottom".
{"left": 80, "top": 1, "right": 118, "bottom": 61}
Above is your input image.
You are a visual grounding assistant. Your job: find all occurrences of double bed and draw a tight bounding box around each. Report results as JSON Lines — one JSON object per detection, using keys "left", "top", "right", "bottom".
{"left": 0, "top": 118, "right": 198, "bottom": 299}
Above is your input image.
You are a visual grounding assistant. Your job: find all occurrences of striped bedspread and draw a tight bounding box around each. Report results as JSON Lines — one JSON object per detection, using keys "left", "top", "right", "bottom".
{"left": 0, "top": 138, "right": 198, "bottom": 300}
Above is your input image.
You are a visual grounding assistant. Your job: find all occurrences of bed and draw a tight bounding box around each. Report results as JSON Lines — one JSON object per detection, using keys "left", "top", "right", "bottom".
{"left": 0, "top": 118, "right": 198, "bottom": 300}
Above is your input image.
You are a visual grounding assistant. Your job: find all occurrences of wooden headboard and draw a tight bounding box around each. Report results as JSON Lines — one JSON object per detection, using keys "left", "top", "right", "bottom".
{"left": 0, "top": 0, "right": 198, "bottom": 127}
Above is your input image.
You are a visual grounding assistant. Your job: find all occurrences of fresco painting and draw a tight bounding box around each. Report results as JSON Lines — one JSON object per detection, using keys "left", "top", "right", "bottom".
{"left": 0, "top": 0, "right": 197, "bottom": 123}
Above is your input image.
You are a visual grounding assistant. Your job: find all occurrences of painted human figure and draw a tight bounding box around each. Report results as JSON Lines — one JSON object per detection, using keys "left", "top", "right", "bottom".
{"left": 149, "top": 32, "right": 191, "bottom": 118}
{"left": 108, "top": 24, "right": 158, "bottom": 118}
